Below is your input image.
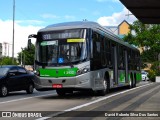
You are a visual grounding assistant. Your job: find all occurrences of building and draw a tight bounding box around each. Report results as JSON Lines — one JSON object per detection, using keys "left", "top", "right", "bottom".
{"left": 105, "top": 20, "right": 130, "bottom": 39}
{"left": 0, "top": 43, "right": 2, "bottom": 58}
{"left": 118, "top": 20, "right": 130, "bottom": 36}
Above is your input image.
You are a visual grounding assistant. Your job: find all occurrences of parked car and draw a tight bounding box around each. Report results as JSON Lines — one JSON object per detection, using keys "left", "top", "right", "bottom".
{"left": 141, "top": 71, "right": 149, "bottom": 81}
{"left": 0, "top": 65, "right": 35, "bottom": 97}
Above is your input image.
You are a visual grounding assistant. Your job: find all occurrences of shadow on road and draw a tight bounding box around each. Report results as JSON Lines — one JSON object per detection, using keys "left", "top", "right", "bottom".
{"left": 38, "top": 85, "right": 133, "bottom": 100}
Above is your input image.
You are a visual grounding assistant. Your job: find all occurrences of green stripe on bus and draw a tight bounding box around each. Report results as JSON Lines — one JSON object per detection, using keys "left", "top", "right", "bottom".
{"left": 128, "top": 74, "right": 131, "bottom": 81}
{"left": 39, "top": 68, "right": 78, "bottom": 77}
{"left": 120, "top": 73, "right": 125, "bottom": 82}
{"left": 136, "top": 73, "right": 142, "bottom": 81}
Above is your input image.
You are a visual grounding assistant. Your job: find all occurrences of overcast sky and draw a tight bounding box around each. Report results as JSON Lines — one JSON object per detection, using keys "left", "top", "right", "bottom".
{"left": 0, "top": 0, "right": 137, "bottom": 57}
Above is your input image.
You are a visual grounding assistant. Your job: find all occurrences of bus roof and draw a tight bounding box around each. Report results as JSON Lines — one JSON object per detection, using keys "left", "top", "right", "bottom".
{"left": 39, "top": 21, "right": 139, "bottom": 52}
{"left": 39, "top": 21, "right": 102, "bottom": 31}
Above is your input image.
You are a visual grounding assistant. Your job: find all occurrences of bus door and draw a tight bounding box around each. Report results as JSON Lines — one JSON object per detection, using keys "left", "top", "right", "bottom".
{"left": 111, "top": 44, "right": 118, "bottom": 85}
{"left": 124, "top": 50, "right": 129, "bottom": 83}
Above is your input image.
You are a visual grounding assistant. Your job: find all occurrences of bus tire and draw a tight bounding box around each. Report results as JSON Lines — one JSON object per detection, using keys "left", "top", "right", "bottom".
{"left": 56, "top": 89, "right": 66, "bottom": 96}
{"left": 128, "top": 81, "right": 132, "bottom": 89}
{"left": 97, "top": 75, "right": 110, "bottom": 96}
{"left": 97, "top": 80, "right": 107, "bottom": 96}
{"left": 133, "top": 74, "right": 137, "bottom": 88}
{"left": 128, "top": 73, "right": 133, "bottom": 88}
{"left": 106, "top": 77, "right": 110, "bottom": 93}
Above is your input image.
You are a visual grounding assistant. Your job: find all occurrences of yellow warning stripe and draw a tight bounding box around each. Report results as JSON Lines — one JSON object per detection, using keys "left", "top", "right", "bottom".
{"left": 67, "top": 39, "right": 85, "bottom": 42}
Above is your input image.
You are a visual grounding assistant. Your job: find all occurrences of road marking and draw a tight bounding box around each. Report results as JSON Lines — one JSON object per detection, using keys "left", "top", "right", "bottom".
{"left": 51, "top": 83, "right": 153, "bottom": 117}
{"left": 0, "top": 83, "right": 154, "bottom": 120}
{"left": 0, "top": 93, "right": 56, "bottom": 104}
{"left": 36, "top": 117, "right": 51, "bottom": 120}
{"left": 65, "top": 83, "right": 153, "bottom": 111}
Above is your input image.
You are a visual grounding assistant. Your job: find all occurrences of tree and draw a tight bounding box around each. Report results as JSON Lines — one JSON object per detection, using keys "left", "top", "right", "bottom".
{"left": 17, "top": 43, "right": 35, "bottom": 65}
{"left": 0, "top": 56, "right": 17, "bottom": 65}
{"left": 123, "top": 20, "right": 160, "bottom": 80}
{"left": 124, "top": 21, "right": 160, "bottom": 62}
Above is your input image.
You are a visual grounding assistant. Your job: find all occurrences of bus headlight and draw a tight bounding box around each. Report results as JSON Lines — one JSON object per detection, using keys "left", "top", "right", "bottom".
{"left": 83, "top": 68, "right": 88, "bottom": 73}
{"left": 77, "top": 68, "right": 89, "bottom": 75}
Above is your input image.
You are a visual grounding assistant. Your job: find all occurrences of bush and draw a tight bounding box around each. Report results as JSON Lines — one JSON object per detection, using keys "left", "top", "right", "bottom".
{"left": 148, "top": 61, "right": 160, "bottom": 82}
{"left": 0, "top": 57, "right": 17, "bottom": 65}
{"left": 148, "top": 70, "right": 156, "bottom": 82}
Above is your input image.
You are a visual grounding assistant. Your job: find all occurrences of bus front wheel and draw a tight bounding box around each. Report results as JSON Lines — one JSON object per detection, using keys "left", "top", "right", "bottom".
{"left": 97, "top": 79, "right": 109, "bottom": 96}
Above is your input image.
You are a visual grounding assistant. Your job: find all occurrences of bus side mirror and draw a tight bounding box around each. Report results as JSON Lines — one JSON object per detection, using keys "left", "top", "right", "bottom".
{"left": 27, "top": 34, "right": 37, "bottom": 50}
{"left": 28, "top": 39, "right": 31, "bottom": 50}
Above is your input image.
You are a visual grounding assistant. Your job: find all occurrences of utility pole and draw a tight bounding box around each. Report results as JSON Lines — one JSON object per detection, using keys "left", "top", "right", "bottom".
{"left": 21, "top": 48, "right": 23, "bottom": 66}
{"left": 125, "top": 10, "right": 133, "bottom": 19}
{"left": 24, "top": 52, "right": 25, "bottom": 67}
{"left": 12, "top": 0, "right": 15, "bottom": 64}
{"left": 21, "top": 47, "right": 25, "bottom": 67}
{"left": 0, "top": 43, "right": 2, "bottom": 59}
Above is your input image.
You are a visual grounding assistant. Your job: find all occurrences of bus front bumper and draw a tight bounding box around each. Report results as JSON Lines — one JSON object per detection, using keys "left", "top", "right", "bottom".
{"left": 33, "top": 72, "right": 91, "bottom": 91}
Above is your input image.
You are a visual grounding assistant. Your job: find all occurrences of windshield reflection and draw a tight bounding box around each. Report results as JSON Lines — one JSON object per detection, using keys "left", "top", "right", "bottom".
{"left": 36, "top": 29, "right": 87, "bottom": 66}
{"left": 38, "top": 40, "right": 86, "bottom": 65}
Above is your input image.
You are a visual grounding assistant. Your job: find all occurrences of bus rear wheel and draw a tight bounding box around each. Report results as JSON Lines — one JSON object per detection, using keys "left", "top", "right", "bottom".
{"left": 56, "top": 89, "right": 66, "bottom": 96}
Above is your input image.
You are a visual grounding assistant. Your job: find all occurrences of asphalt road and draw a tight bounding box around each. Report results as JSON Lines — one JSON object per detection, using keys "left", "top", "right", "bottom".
{"left": 0, "top": 81, "right": 159, "bottom": 120}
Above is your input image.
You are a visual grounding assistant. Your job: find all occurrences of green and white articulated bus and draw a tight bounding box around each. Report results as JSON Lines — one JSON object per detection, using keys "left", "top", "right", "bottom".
{"left": 28, "top": 21, "right": 141, "bottom": 96}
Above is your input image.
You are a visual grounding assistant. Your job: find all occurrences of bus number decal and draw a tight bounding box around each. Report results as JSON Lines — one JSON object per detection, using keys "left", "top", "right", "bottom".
{"left": 64, "top": 70, "right": 75, "bottom": 75}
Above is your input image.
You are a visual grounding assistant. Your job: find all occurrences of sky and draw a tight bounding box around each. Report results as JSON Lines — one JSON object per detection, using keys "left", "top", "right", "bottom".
{"left": 0, "top": 0, "right": 137, "bottom": 57}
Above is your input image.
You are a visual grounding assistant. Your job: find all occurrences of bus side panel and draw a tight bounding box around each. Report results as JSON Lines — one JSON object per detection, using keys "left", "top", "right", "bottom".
{"left": 118, "top": 70, "right": 126, "bottom": 86}
{"left": 90, "top": 68, "right": 114, "bottom": 91}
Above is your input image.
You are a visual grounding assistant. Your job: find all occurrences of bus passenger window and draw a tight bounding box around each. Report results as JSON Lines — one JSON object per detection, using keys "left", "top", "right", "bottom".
{"left": 91, "top": 31, "right": 101, "bottom": 69}
{"left": 118, "top": 46, "right": 125, "bottom": 69}
{"left": 92, "top": 32, "right": 100, "bottom": 56}
{"left": 101, "top": 36, "right": 107, "bottom": 67}
{"left": 105, "top": 39, "right": 111, "bottom": 67}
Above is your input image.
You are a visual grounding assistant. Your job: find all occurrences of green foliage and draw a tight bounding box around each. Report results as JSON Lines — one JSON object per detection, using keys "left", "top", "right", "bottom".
{"left": 123, "top": 20, "right": 160, "bottom": 80}
{"left": 148, "top": 61, "right": 160, "bottom": 82}
{"left": 123, "top": 21, "right": 151, "bottom": 48}
{"left": 17, "top": 44, "right": 35, "bottom": 65}
{"left": 141, "top": 49, "right": 159, "bottom": 63}
{"left": 148, "top": 70, "right": 156, "bottom": 82}
{"left": 0, "top": 57, "right": 17, "bottom": 65}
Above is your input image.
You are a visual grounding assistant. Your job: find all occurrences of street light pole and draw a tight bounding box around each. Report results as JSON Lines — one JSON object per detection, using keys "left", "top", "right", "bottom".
{"left": 21, "top": 48, "right": 23, "bottom": 66}
{"left": 24, "top": 52, "right": 25, "bottom": 67}
{"left": 12, "top": 0, "right": 15, "bottom": 64}
{"left": 21, "top": 47, "right": 25, "bottom": 67}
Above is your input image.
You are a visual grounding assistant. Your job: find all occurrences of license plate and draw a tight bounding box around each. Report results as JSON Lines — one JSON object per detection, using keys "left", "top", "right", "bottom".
{"left": 52, "top": 84, "right": 63, "bottom": 88}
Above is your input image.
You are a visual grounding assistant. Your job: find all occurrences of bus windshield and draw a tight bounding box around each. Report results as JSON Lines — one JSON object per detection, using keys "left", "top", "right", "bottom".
{"left": 36, "top": 29, "right": 87, "bottom": 66}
